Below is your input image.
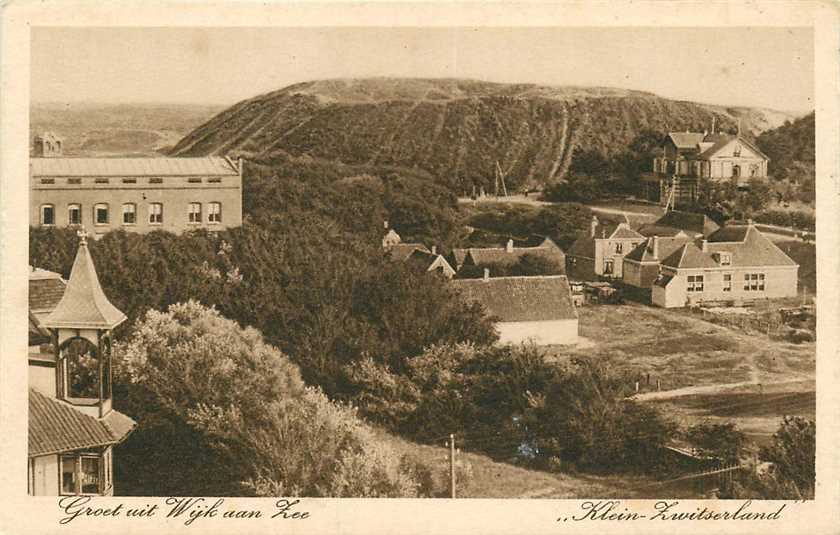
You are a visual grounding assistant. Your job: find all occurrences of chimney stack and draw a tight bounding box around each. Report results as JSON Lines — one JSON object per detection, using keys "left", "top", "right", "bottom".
{"left": 590, "top": 215, "right": 599, "bottom": 238}
{"left": 431, "top": 245, "right": 437, "bottom": 255}
{"left": 701, "top": 239, "right": 708, "bottom": 252}
{"left": 384, "top": 220, "right": 389, "bottom": 229}
{"left": 506, "top": 239, "right": 514, "bottom": 253}
{"left": 483, "top": 268, "right": 490, "bottom": 281}
{"left": 651, "top": 235, "right": 659, "bottom": 259}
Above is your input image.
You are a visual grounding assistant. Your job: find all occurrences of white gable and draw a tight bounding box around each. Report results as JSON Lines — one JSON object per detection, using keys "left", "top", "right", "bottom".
{"left": 706, "top": 139, "right": 766, "bottom": 160}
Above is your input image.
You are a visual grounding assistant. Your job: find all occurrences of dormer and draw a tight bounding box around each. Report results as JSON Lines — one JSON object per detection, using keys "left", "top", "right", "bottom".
{"left": 42, "top": 231, "right": 126, "bottom": 418}
{"left": 714, "top": 252, "right": 732, "bottom": 266}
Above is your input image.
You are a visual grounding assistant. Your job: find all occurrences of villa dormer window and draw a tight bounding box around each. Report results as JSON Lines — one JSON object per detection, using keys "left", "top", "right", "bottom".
{"left": 717, "top": 252, "right": 732, "bottom": 266}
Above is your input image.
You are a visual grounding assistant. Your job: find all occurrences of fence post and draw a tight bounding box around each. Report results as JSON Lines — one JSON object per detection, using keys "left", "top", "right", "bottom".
{"left": 635, "top": 381, "right": 640, "bottom": 393}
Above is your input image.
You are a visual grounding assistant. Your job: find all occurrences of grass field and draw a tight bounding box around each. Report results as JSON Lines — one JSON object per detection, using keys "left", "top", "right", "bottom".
{"left": 370, "top": 427, "right": 709, "bottom": 499}
{"left": 547, "top": 303, "right": 815, "bottom": 393}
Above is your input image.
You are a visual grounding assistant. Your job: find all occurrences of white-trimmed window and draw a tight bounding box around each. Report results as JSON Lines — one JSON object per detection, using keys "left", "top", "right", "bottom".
{"left": 718, "top": 253, "right": 732, "bottom": 266}
{"left": 615, "top": 242, "right": 623, "bottom": 254}
{"left": 208, "top": 202, "right": 222, "bottom": 224}
{"left": 61, "top": 452, "right": 104, "bottom": 496}
{"left": 603, "top": 259, "right": 614, "bottom": 275}
{"left": 687, "top": 275, "right": 704, "bottom": 292}
{"left": 41, "top": 204, "right": 55, "bottom": 226}
{"left": 723, "top": 273, "right": 732, "bottom": 292}
{"left": 68, "top": 204, "right": 82, "bottom": 226}
{"left": 188, "top": 203, "right": 202, "bottom": 224}
{"left": 148, "top": 203, "right": 163, "bottom": 225}
{"left": 122, "top": 203, "right": 136, "bottom": 225}
{"left": 94, "top": 203, "right": 109, "bottom": 225}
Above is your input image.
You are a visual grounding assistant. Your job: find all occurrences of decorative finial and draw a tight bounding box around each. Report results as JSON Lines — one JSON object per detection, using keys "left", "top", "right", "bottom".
{"left": 76, "top": 228, "right": 88, "bottom": 246}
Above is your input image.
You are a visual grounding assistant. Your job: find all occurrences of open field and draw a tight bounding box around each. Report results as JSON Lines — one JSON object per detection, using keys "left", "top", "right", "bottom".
{"left": 370, "top": 427, "right": 708, "bottom": 499}
{"left": 547, "top": 302, "right": 815, "bottom": 393}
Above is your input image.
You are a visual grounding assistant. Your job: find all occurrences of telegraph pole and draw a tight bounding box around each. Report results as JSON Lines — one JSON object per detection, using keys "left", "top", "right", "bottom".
{"left": 449, "top": 433, "right": 456, "bottom": 499}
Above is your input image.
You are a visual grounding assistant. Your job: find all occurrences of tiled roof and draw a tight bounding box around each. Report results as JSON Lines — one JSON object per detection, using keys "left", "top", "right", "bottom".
{"left": 668, "top": 132, "right": 706, "bottom": 149}
{"left": 451, "top": 249, "right": 470, "bottom": 267}
{"left": 29, "top": 389, "right": 136, "bottom": 456}
{"left": 385, "top": 243, "right": 429, "bottom": 261}
{"left": 637, "top": 224, "right": 690, "bottom": 238}
{"left": 451, "top": 275, "right": 578, "bottom": 322}
{"left": 625, "top": 235, "right": 691, "bottom": 263}
{"left": 29, "top": 270, "right": 66, "bottom": 313}
{"left": 465, "top": 244, "right": 565, "bottom": 268}
{"left": 660, "top": 243, "right": 718, "bottom": 269}
{"left": 707, "top": 225, "right": 750, "bottom": 243}
{"left": 43, "top": 239, "right": 126, "bottom": 330}
{"left": 405, "top": 249, "right": 456, "bottom": 277}
{"left": 706, "top": 226, "right": 797, "bottom": 267}
{"left": 653, "top": 211, "right": 720, "bottom": 237}
{"left": 31, "top": 157, "right": 240, "bottom": 177}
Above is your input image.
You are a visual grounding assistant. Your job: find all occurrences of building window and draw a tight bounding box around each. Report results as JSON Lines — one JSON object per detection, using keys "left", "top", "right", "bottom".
{"left": 148, "top": 203, "right": 163, "bottom": 225}
{"left": 208, "top": 202, "right": 222, "bottom": 224}
{"left": 188, "top": 177, "right": 202, "bottom": 184}
{"left": 122, "top": 203, "right": 136, "bottom": 225}
{"left": 603, "top": 259, "right": 614, "bottom": 275}
{"left": 744, "top": 273, "right": 766, "bottom": 291}
{"left": 40, "top": 178, "right": 55, "bottom": 185}
{"left": 188, "top": 203, "right": 202, "bottom": 224}
{"left": 687, "top": 275, "right": 704, "bottom": 292}
{"left": 68, "top": 178, "right": 82, "bottom": 185}
{"left": 723, "top": 273, "right": 732, "bottom": 292}
{"left": 149, "top": 178, "right": 163, "bottom": 184}
{"left": 615, "top": 242, "right": 623, "bottom": 254}
{"left": 732, "top": 165, "right": 741, "bottom": 178}
{"left": 718, "top": 253, "right": 731, "bottom": 266}
{"left": 61, "top": 453, "right": 103, "bottom": 495}
{"left": 68, "top": 204, "right": 82, "bottom": 226}
{"left": 94, "top": 178, "right": 109, "bottom": 184}
{"left": 41, "top": 204, "right": 55, "bottom": 226}
{"left": 733, "top": 144, "right": 742, "bottom": 157}
{"left": 122, "top": 178, "right": 137, "bottom": 184}
{"left": 94, "top": 203, "right": 109, "bottom": 225}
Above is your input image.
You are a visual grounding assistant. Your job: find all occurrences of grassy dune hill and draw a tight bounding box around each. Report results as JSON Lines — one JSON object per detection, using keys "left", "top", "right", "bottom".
{"left": 169, "top": 78, "right": 797, "bottom": 192}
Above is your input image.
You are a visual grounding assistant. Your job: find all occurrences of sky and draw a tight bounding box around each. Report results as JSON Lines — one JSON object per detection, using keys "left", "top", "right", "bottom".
{"left": 31, "top": 27, "right": 814, "bottom": 112}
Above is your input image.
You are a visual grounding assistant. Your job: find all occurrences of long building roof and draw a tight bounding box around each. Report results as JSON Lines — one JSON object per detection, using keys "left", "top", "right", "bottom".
{"left": 31, "top": 157, "right": 239, "bottom": 177}
{"left": 451, "top": 275, "right": 577, "bottom": 322}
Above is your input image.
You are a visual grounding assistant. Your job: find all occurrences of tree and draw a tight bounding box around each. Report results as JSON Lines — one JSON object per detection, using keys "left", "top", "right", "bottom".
{"left": 115, "top": 301, "right": 419, "bottom": 497}
{"left": 684, "top": 423, "right": 746, "bottom": 463}
{"left": 760, "top": 416, "right": 815, "bottom": 498}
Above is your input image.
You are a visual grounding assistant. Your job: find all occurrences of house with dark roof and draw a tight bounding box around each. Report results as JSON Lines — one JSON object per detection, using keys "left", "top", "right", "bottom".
{"left": 638, "top": 210, "right": 720, "bottom": 239}
{"left": 651, "top": 221, "right": 798, "bottom": 308}
{"left": 454, "top": 237, "right": 565, "bottom": 274}
{"left": 30, "top": 132, "right": 242, "bottom": 236}
{"left": 28, "top": 231, "right": 136, "bottom": 496}
{"left": 566, "top": 216, "right": 645, "bottom": 280}
{"left": 643, "top": 130, "right": 769, "bottom": 205}
{"left": 452, "top": 274, "right": 578, "bottom": 346}
{"left": 622, "top": 233, "right": 691, "bottom": 289}
{"left": 382, "top": 225, "right": 454, "bottom": 278}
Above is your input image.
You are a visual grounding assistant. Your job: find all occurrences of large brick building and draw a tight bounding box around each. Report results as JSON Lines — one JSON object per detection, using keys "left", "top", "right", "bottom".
{"left": 30, "top": 133, "right": 242, "bottom": 236}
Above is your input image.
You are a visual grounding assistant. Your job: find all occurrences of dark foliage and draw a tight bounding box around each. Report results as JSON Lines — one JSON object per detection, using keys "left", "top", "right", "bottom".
{"left": 683, "top": 423, "right": 746, "bottom": 464}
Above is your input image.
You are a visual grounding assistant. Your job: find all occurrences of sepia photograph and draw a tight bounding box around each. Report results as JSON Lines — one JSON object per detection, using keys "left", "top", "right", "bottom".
{"left": 21, "top": 24, "right": 819, "bottom": 502}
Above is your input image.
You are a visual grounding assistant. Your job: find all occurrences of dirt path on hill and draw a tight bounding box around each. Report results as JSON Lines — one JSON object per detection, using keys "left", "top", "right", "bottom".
{"left": 633, "top": 378, "right": 815, "bottom": 402}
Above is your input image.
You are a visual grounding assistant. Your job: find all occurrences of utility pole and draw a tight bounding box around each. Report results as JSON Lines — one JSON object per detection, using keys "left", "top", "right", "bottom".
{"left": 449, "top": 433, "right": 456, "bottom": 499}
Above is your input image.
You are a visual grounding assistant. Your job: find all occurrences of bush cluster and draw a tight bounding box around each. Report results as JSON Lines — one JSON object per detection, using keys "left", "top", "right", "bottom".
{"left": 753, "top": 209, "right": 815, "bottom": 231}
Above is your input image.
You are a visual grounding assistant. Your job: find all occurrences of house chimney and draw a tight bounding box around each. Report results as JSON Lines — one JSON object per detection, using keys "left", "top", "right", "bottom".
{"left": 651, "top": 235, "right": 659, "bottom": 259}
{"left": 590, "top": 215, "right": 598, "bottom": 238}
{"left": 506, "top": 239, "right": 514, "bottom": 253}
{"left": 383, "top": 220, "right": 389, "bottom": 229}
{"left": 431, "top": 245, "right": 437, "bottom": 255}
{"left": 483, "top": 268, "right": 490, "bottom": 281}
{"left": 701, "top": 239, "right": 708, "bottom": 252}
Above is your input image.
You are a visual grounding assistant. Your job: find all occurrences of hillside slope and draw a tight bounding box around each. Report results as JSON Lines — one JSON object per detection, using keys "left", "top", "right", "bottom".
{"left": 170, "top": 78, "right": 797, "bottom": 192}
{"left": 756, "top": 111, "right": 815, "bottom": 180}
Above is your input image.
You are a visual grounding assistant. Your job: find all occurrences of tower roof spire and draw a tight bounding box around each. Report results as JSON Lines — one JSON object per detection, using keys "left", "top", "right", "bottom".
{"left": 42, "top": 234, "right": 126, "bottom": 330}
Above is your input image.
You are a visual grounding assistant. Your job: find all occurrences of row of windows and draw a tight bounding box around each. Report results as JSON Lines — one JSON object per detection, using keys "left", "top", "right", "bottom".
{"left": 686, "top": 273, "right": 766, "bottom": 293}
{"left": 40, "top": 202, "right": 223, "bottom": 226}
{"left": 39, "top": 177, "right": 224, "bottom": 185}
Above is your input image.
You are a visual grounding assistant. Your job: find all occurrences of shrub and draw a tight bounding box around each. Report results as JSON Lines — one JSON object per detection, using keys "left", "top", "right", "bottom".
{"left": 115, "top": 301, "right": 418, "bottom": 497}
{"left": 683, "top": 423, "right": 746, "bottom": 463}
